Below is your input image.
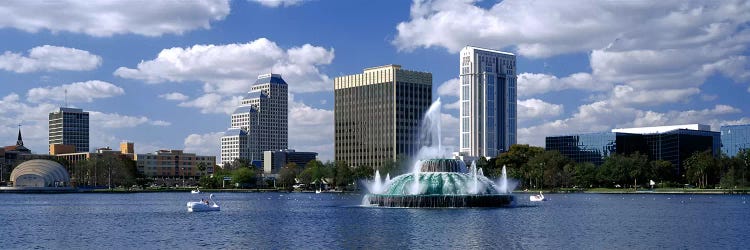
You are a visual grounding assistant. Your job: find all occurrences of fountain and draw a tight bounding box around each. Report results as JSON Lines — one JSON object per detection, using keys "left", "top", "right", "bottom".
{"left": 363, "top": 99, "right": 515, "bottom": 208}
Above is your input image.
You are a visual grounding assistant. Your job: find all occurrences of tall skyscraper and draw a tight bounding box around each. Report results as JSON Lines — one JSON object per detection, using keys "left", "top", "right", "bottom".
{"left": 221, "top": 74, "right": 288, "bottom": 166}
{"left": 49, "top": 107, "right": 90, "bottom": 153}
{"left": 334, "top": 64, "right": 432, "bottom": 169}
{"left": 459, "top": 46, "right": 517, "bottom": 157}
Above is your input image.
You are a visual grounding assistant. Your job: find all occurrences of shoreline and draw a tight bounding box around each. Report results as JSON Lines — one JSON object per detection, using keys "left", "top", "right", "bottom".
{"left": 1, "top": 188, "right": 747, "bottom": 194}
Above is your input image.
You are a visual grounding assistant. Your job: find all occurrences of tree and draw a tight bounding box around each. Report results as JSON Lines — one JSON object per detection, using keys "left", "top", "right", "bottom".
{"left": 627, "top": 152, "right": 651, "bottom": 190}
{"left": 527, "top": 150, "right": 572, "bottom": 189}
{"left": 598, "top": 154, "right": 630, "bottom": 187}
{"left": 232, "top": 167, "right": 256, "bottom": 188}
{"left": 573, "top": 162, "right": 597, "bottom": 188}
{"left": 334, "top": 161, "right": 353, "bottom": 190}
{"left": 278, "top": 163, "right": 299, "bottom": 190}
{"left": 197, "top": 162, "right": 207, "bottom": 177}
{"left": 684, "top": 150, "right": 718, "bottom": 188}
{"left": 495, "top": 144, "right": 545, "bottom": 188}
{"left": 651, "top": 160, "right": 674, "bottom": 185}
{"left": 199, "top": 175, "right": 219, "bottom": 188}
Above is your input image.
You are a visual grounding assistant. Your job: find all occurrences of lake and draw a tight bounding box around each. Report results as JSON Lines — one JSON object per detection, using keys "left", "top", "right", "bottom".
{"left": 0, "top": 192, "right": 747, "bottom": 249}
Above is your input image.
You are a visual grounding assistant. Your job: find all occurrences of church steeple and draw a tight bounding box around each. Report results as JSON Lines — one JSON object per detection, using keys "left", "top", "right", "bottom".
{"left": 16, "top": 125, "right": 23, "bottom": 146}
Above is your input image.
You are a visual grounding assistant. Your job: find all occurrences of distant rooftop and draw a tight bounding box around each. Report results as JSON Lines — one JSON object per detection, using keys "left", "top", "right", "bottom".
{"left": 462, "top": 46, "right": 515, "bottom": 56}
{"left": 611, "top": 124, "right": 711, "bottom": 134}
{"left": 54, "top": 107, "right": 86, "bottom": 113}
{"left": 255, "top": 73, "right": 287, "bottom": 85}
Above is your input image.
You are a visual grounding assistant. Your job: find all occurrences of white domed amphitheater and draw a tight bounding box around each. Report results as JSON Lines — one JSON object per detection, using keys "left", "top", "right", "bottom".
{"left": 9, "top": 160, "right": 71, "bottom": 188}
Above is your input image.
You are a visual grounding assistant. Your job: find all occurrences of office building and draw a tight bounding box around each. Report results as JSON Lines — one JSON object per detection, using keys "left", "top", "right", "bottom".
{"left": 263, "top": 149, "right": 318, "bottom": 175}
{"left": 334, "top": 64, "right": 432, "bottom": 168}
{"left": 49, "top": 107, "right": 89, "bottom": 153}
{"left": 720, "top": 124, "right": 750, "bottom": 157}
{"left": 459, "top": 46, "right": 517, "bottom": 157}
{"left": 220, "top": 74, "right": 288, "bottom": 166}
{"left": 546, "top": 124, "right": 720, "bottom": 177}
{"left": 52, "top": 141, "right": 136, "bottom": 170}
{"left": 136, "top": 149, "right": 215, "bottom": 178}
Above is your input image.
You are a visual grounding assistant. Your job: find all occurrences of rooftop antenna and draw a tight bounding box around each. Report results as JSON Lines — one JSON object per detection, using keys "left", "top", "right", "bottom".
{"left": 64, "top": 88, "right": 68, "bottom": 107}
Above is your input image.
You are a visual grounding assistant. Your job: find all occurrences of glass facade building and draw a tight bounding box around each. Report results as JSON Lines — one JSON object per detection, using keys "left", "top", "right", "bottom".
{"left": 49, "top": 107, "right": 89, "bottom": 153}
{"left": 334, "top": 65, "right": 432, "bottom": 169}
{"left": 547, "top": 128, "right": 720, "bottom": 177}
{"left": 545, "top": 132, "right": 617, "bottom": 166}
{"left": 721, "top": 124, "right": 750, "bottom": 157}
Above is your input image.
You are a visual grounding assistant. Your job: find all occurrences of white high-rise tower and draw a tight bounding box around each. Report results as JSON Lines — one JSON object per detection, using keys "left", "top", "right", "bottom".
{"left": 459, "top": 46, "right": 517, "bottom": 157}
{"left": 221, "top": 74, "right": 288, "bottom": 166}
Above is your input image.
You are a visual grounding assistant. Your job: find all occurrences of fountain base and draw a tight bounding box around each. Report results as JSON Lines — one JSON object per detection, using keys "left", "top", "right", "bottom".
{"left": 365, "top": 194, "right": 515, "bottom": 208}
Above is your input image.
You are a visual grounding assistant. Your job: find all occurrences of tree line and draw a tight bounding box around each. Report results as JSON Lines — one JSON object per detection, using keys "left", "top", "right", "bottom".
{"left": 196, "top": 144, "right": 750, "bottom": 191}
{"left": 482, "top": 144, "right": 750, "bottom": 190}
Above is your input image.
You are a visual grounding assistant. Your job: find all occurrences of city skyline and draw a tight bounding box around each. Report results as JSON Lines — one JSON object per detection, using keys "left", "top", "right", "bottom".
{"left": 2, "top": 1, "right": 749, "bottom": 162}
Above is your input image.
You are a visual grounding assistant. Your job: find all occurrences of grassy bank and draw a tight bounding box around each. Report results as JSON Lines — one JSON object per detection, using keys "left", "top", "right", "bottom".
{"left": 517, "top": 188, "right": 750, "bottom": 194}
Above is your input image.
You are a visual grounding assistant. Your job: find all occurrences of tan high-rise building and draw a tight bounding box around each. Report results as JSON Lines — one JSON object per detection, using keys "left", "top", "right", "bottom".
{"left": 334, "top": 65, "right": 432, "bottom": 169}
{"left": 120, "top": 141, "right": 134, "bottom": 154}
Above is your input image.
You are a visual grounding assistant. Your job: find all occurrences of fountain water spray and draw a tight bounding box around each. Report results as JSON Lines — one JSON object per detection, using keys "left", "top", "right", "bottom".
{"left": 363, "top": 98, "right": 516, "bottom": 207}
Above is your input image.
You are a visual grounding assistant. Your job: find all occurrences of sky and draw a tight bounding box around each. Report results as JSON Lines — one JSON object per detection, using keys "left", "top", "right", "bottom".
{"left": 1, "top": 0, "right": 749, "bottom": 162}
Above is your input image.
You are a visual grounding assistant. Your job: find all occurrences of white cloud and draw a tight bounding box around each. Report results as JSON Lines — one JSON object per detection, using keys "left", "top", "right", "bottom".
{"left": 395, "top": 0, "right": 750, "bottom": 58}
{"left": 610, "top": 85, "right": 700, "bottom": 106}
{"left": 27, "top": 80, "right": 124, "bottom": 103}
{"left": 440, "top": 113, "right": 459, "bottom": 154}
{"left": 288, "top": 96, "right": 334, "bottom": 161}
{"left": 0, "top": 1, "right": 230, "bottom": 37}
{"left": 518, "top": 101, "right": 744, "bottom": 147}
{"left": 177, "top": 93, "right": 243, "bottom": 115}
{"left": 114, "top": 38, "right": 335, "bottom": 94}
{"left": 184, "top": 132, "right": 224, "bottom": 157}
{"left": 517, "top": 99, "right": 563, "bottom": 121}
{"left": 89, "top": 111, "right": 171, "bottom": 129}
{"left": 443, "top": 100, "right": 460, "bottom": 110}
{"left": 518, "top": 72, "right": 605, "bottom": 97}
{"left": 0, "top": 45, "right": 101, "bottom": 73}
{"left": 437, "top": 78, "right": 459, "bottom": 97}
{"left": 159, "top": 92, "right": 190, "bottom": 101}
{"left": 249, "top": 0, "right": 304, "bottom": 8}
{"left": 396, "top": 0, "right": 750, "bottom": 112}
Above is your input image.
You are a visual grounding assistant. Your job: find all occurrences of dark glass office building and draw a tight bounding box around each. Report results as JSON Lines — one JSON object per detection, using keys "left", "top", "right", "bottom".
{"left": 49, "top": 107, "right": 89, "bottom": 153}
{"left": 546, "top": 128, "right": 720, "bottom": 177}
{"left": 720, "top": 124, "right": 750, "bottom": 157}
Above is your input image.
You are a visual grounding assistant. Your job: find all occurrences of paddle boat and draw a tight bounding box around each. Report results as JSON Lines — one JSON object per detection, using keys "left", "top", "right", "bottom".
{"left": 530, "top": 191, "right": 546, "bottom": 202}
{"left": 187, "top": 194, "right": 220, "bottom": 212}
{"left": 191, "top": 188, "right": 201, "bottom": 194}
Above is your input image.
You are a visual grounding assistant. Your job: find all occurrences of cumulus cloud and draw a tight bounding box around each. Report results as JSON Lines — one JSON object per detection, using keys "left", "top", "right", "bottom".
{"left": 517, "top": 99, "right": 563, "bottom": 122}
{"left": 395, "top": 0, "right": 750, "bottom": 57}
{"left": 0, "top": 45, "right": 101, "bottom": 73}
{"left": 0, "top": 92, "right": 173, "bottom": 154}
{"left": 518, "top": 72, "right": 605, "bottom": 97}
{"left": 517, "top": 101, "right": 744, "bottom": 147}
{"left": 89, "top": 111, "right": 171, "bottom": 129}
{"left": 437, "top": 78, "right": 459, "bottom": 97}
{"left": 288, "top": 95, "right": 334, "bottom": 161}
{"left": 249, "top": 0, "right": 304, "bottom": 8}
{"left": 159, "top": 92, "right": 190, "bottom": 101}
{"left": 27, "top": 80, "right": 124, "bottom": 103}
{"left": 177, "top": 93, "right": 244, "bottom": 115}
{"left": 440, "top": 113, "right": 459, "bottom": 153}
{"left": 184, "top": 132, "right": 224, "bottom": 157}
{"left": 114, "top": 38, "right": 335, "bottom": 94}
{"left": 0, "top": 0, "right": 230, "bottom": 37}
{"left": 610, "top": 86, "right": 700, "bottom": 106}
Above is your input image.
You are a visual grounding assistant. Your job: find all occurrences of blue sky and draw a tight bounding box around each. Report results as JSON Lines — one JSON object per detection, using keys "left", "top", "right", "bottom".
{"left": 1, "top": 0, "right": 749, "bottom": 161}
